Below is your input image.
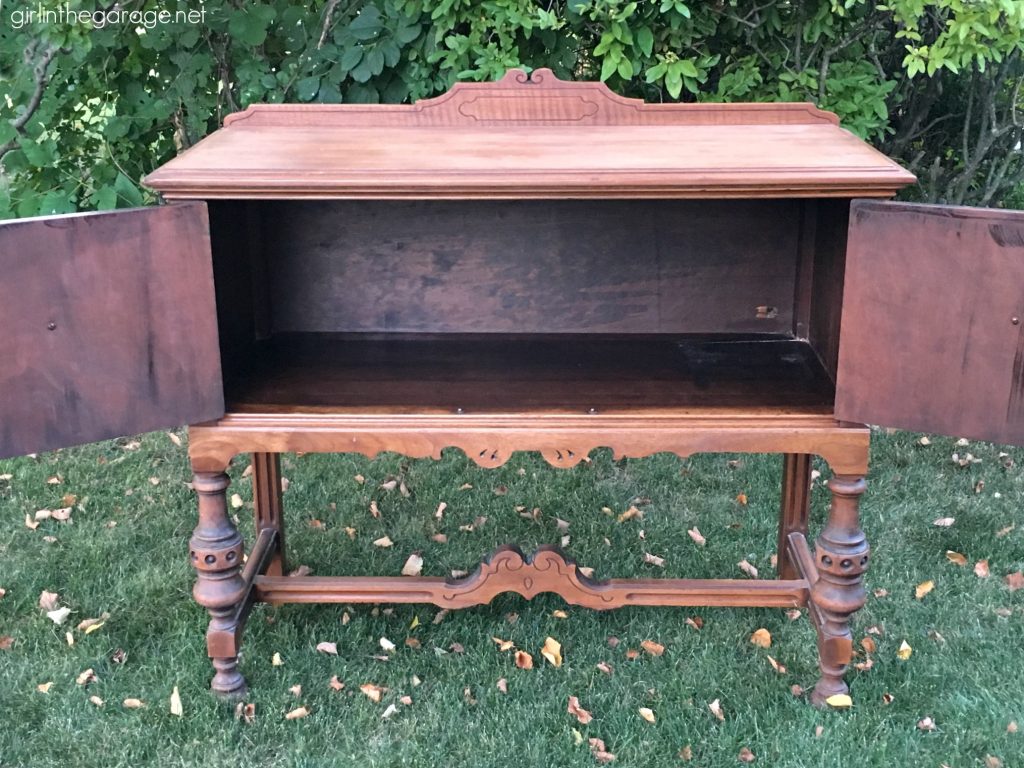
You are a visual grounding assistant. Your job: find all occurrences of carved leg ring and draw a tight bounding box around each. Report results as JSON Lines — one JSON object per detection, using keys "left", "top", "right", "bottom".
{"left": 810, "top": 474, "right": 869, "bottom": 707}
{"left": 190, "top": 471, "right": 248, "bottom": 698}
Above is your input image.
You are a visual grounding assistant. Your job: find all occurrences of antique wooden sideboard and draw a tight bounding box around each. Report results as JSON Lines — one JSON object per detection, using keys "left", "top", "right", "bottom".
{"left": 3, "top": 69, "right": 1023, "bottom": 707}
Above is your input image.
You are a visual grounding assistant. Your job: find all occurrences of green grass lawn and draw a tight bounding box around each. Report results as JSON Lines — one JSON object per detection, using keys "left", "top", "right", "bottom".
{"left": 0, "top": 430, "right": 1021, "bottom": 767}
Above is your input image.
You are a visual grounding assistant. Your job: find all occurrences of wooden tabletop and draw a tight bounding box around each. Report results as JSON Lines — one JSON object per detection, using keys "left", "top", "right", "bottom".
{"left": 145, "top": 69, "right": 915, "bottom": 200}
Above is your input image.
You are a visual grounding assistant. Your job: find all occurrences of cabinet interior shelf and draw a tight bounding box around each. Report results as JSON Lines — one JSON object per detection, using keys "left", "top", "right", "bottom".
{"left": 222, "top": 333, "right": 835, "bottom": 415}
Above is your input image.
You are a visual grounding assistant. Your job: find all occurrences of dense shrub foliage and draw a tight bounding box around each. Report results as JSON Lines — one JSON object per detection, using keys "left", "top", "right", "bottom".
{"left": 2, "top": 0, "right": 1023, "bottom": 216}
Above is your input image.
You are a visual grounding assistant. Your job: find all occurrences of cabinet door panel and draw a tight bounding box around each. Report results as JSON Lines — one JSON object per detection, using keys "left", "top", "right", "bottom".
{"left": 0, "top": 203, "right": 223, "bottom": 458}
{"left": 836, "top": 200, "right": 1024, "bottom": 445}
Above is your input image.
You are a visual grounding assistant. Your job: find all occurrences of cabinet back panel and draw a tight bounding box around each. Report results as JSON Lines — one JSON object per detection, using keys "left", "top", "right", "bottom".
{"left": 262, "top": 200, "right": 799, "bottom": 335}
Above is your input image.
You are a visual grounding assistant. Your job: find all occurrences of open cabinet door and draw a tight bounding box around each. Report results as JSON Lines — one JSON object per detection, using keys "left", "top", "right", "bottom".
{"left": 836, "top": 200, "right": 1024, "bottom": 446}
{"left": 0, "top": 203, "right": 224, "bottom": 459}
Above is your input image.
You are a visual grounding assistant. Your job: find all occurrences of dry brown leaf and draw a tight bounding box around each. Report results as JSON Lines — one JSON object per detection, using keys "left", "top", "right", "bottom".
{"left": 766, "top": 655, "right": 786, "bottom": 674}
{"left": 515, "top": 650, "right": 534, "bottom": 670}
{"left": 915, "top": 580, "right": 935, "bottom": 600}
{"left": 791, "top": 684, "right": 804, "bottom": 697}
{"left": 861, "top": 636, "right": 877, "bottom": 654}
{"left": 854, "top": 657, "right": 874, "bottom": 672}
{"left": 431, "top": 533, "right": 447, "bottom": 544}
{"left": 596, "top": 661, "right": 614, "bottom": 676}
{"left": 679, "top": 745, "right": 693, "bottom": 761}
{"left": 933, "top": 517, "right": 956, "bottom": 528}
{"left": 708, "top": 698, "right": 725, "bottom": 721}
{"left": 945, "top": 551, "right": 967, "bottom": 566}
{"left": 272, "top": 652, "right": 284, "bottom": 666}
{"left": 359, "top": 683, "right": 386, "bottom": 702}
{"left": 686, "top": 616, "right": 704, "bottom": 631}
{"left": 170, "top": 686, "right": 183, "bottom": 717}
{"left": 288, "top": 565, "right": 312, "bottom": 577}
{"left": 552, "top": 610, "right": 569, "bottom": 619}
{"left": 24, "top": 514, "right": 39, "bottom": 530}
{"left": 638, "top": 707, "right": 656, "bottom": 723}
{"left": 122, "top": 698, "right": 145, "bottom": 709}
{"left": 369, "top": 500, "right": 381, "bottom": 518}
{"left": 625, "top": 649, "right": 640, "bottom": 660}
{"left": 1006, "top": 571, "right": 1024, "bottom": 591}
{"left": 738, "top": 560, "right": 758, "bottom": 578}
{"left": 749, "top": 628, "right": 772, "bottom": 648}
{"left": 975, "top": 559, "right": 991, "bottom": 578}
{"left": 36, "top": 681, "right": 52, "bottom": 693}
{"left": 373, "top": 536, "right": 394, "bottom": 548}
{"left": 917, "top": 716, "right": 936, "bottom": 731}
{"left": 589, "top": 737, "right": 616, "bottom": 764}
{"left": 50, "top": 507, "right": 72, "bottom": 522}
{"left": 643, "top": 552, "right": 665, "bottom": 568}
{"left": 405, "top": 637, "right": 421, "bottom": 649}
{"left": 985, "top": 756, "right": 1004, "bottom": 768}
{"left": 344, "top": 527, "right": 357, "bottom": 540}
{"left": 897, "top": 640, "right": 913, "bottom": 660}
{"left": 736, "top": 493, "right": 748, "bottom": 506}
{"left": 617, "top": 506, "right": 643, "bottom": 523}
{"left": 785, "top": 608, "right": 802, "bottom": 621}
{"left": 76, "top": 668, "right": 97, "bottom": 686}
{"left": 492, "top": 636, "right": 515, "bottom": 652}
{"left": 450, "top": 569, "right": 468, "bottom": 579}
{"left": 867, "top": 624, "right": 884, "bottom": 635}
{"left": 568, "top": 696, "right": 593, "bottom": 724}
{"left": 1007, "top": 721, "right": 1018, "bottom": 733}
{"left": 433, "top": 609, "right": 449, "bottom": 625}
{"left": 285, "top": 706, "right": 310, "bottom": 720}
{"left": 640, "top": 639, "right": 665, "bottom": 657}
{"left": 815, "top": 725, "right": 824, "bottom": 738}
{"left": 328, "top": 676, "right": 345, "bottom": 691}
{"left": 996, "top": 524, "right": 1015, "bottom": 538}
{"left": 496, "top": 678, "right": 508, "bottom": 693}
{"left": 38, "top": 590, "right": 59, "bottom": 612}
{"left": 380, "top": 479, "right": 398, "bottom": 491}
{"left": 687, "top": 527, "right": 706, "bottom": 546}
{"left": 738, "top": 747, "right": 756, "bottom": 763}
{"left": 401, "top": 553, "right": 424, "bottom": 577}
{"left": 316, "top": 641, "right": 338, "bottom": 655}
{"left": 541, "top": 637, "right": 562, "bottom": 667}
{"left": 89, "top": 695, "right": 104, "bottom": 707}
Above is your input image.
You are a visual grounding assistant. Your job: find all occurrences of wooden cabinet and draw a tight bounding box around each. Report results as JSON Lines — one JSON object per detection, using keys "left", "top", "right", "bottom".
{"left": 3, "top": 69, "right": 1021, "bottom": 705}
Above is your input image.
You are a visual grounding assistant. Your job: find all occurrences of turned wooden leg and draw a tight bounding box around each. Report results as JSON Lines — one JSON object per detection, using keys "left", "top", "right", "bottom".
{"left": 777, "top": 453, "right": 812, "bottom": 580}
{"left": 810, "top": 474, "right": 869, "bottom": 707}
{"left": 252, "top": 452, "right": 285, "bottom": 577}
{"left": 190, "top": 471, "right": 248, "bottom": 698}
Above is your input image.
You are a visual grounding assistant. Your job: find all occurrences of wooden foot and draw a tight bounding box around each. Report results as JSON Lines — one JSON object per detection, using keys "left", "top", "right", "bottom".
{"left": 810, "top": 474, "right": 869, "bottom": 707}
{"left": 777, "top": 453, "right": 812, "bottom": 580}
{"left": 190, "top": 470, "right": 249, "bottom": 698}
{"left": 251, "top": 452, "right": 285, "bottom": 576}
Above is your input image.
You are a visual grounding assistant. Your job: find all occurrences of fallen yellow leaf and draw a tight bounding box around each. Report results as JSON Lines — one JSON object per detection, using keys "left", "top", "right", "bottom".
{"left": 897, "top": 640, "right": 913, "bottom": 660}
{"left": 401, "top": 553, "right": 423, "bottom": 576}
{"left": 359, "top": 683, "right": 385, "bottom": 702}
{"left": 749, "top": 628, "right": 772, "bottom": 648}
{"left": 552, "top": 610, "right": 569, "bottom": 619}
{"left": 915, "top": 580, "right": 935, "bottom": 600}
{"left": 708, "top": 698, "right": 725, "bottom": 721}
{"left": 638, "top": 707, "right": 656, "bottom": 723}
{"left": 541, "top": 637, "right": 562, "bottom": 667}
{"left": 825, "top": 693, "right": 853, "bottom": 708}
{"left": 272, "top": 652, "right": 284, "bottom": 666}
{"left": 170, "top": 686, "right": 183, "bottom": 717}
{"left": 617, "top": 506, "right": 643, "bottom": 523}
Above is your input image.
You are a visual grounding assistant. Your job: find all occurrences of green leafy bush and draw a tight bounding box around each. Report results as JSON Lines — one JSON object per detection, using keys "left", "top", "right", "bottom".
{"left": 2, "top": 0, "right": 1023, "bottom": 216}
